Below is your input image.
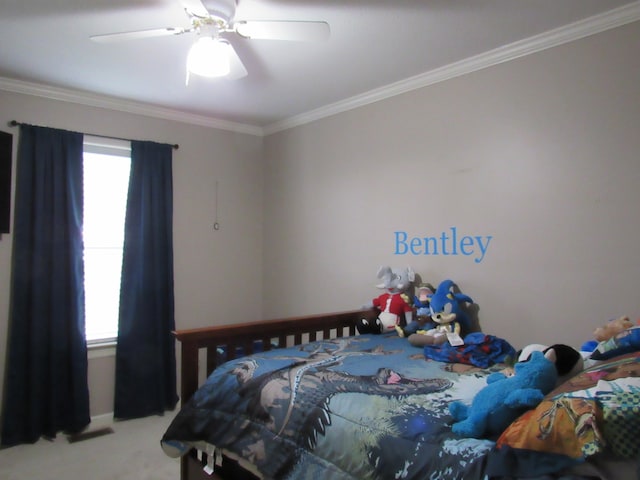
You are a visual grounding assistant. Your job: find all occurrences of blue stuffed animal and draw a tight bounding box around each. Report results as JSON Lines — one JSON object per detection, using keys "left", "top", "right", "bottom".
{"left": 407, "top": 279, "right": 473, "bottom": 347}
{"left": 428, "top": 279, "right": 473, "bottom": 336}
{"left": 449, "top": 350, "right": 558, "bottom": 438}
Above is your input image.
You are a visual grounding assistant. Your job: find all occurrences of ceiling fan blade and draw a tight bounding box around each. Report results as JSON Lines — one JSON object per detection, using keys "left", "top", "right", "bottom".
{"left": 234, "top": 20, "right": 330, "bottom": 42}
{"left": 90, "top": 27, "right": 188, "bottom": 43}
{"left": 227, "top": 43, "right": 248, "bottom": 80}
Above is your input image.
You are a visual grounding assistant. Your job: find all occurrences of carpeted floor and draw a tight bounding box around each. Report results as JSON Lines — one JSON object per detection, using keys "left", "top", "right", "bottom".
{"left": 0, "top": 414, "right": 180, "bottom": 480}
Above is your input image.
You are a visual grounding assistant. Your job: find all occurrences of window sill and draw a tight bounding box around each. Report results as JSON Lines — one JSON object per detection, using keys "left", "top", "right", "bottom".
{"left": 88, "top": 339, "right": 117, "bottom": 359}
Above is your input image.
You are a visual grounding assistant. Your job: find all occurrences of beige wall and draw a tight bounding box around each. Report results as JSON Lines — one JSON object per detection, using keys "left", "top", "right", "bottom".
{"left": 262, "top": 21, "right": 640, "bottom": 350}
{"left": 1, "top": 19, "right": 639, "bottom": 420}
{"left": 0, "top": 91, "right": 264, "bottom": 416}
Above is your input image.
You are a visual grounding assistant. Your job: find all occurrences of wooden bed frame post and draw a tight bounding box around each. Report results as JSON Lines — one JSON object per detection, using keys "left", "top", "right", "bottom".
{"left": 180, "top": 341, "right": 200, "bottom": 408}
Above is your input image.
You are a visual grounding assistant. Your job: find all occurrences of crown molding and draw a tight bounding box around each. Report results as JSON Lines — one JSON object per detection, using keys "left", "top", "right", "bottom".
{"left": 0, "top": 76, "right": 263, "bottom": 137}
{"left": 263, "top": 1, "right": 640, "bottom": 135}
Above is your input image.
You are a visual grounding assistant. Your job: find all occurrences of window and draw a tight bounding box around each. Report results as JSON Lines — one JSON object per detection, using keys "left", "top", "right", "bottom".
{"left": 83, "top": 137, "right": 131, "bottom": 343}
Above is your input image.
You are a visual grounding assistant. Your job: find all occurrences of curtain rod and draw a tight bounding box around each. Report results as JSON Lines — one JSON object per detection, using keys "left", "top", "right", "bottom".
{"left": 8, "top": 120, "right": 179, "bottom": 150}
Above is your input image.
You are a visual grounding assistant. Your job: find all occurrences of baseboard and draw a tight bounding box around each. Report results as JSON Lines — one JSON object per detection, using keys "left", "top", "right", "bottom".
{"left": 89, "top": 412, "right": 114, "bottom": 429}
{"left": 64, "top": 413, "right": 115, "bottom": 443}
{"left": 67, "top": 426, "right": 114, "bottom": 443}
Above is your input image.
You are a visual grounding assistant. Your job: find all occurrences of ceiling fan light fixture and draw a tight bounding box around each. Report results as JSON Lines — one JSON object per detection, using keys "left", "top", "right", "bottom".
{"left": 186, "top": 37, "right": 231, "bottom": 79}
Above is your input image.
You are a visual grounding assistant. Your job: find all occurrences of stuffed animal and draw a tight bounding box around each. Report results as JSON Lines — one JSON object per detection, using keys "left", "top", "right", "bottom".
{"left": 357, "top": 266, "right": 415, "bottom": 334}
{"left": 581, "top": 316, "right": 634, "bottom": 352}
{"left": 517, "top": 343, "right": 584, "bottom": 385}
{"left": 594, "top": 316, "right": 633, "bottom": 342}
{"left": 407, "top": 279, "right": 472, "bottom": 347}
{"left": 396, "top": 283, "right": 435, "bottom": 338}
{"left": 449, "top": 350, "right": 558, "bottom": 438}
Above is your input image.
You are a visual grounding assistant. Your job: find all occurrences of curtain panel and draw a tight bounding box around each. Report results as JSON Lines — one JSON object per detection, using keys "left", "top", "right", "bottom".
{"left": 1, "top": 124, "right": 90, "bottom": 446}
{"left": 114, "top": 140, "right": 178, "bottom": 419}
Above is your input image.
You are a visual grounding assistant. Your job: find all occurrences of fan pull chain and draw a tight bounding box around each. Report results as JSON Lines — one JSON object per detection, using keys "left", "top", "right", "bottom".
{"left": 213, "top": 180, "right": 220, "bottom": 230}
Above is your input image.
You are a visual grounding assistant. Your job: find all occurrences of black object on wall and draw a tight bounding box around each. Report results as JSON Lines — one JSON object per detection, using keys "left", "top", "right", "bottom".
{"left": 0, "top": 130, "right": 12, "bottom": 234}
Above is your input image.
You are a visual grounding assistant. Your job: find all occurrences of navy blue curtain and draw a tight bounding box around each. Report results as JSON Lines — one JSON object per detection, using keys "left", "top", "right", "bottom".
{"left": 114, "top": 140, "right": 178, "bottom": 419}
{"left": 1, "top": 125, "right": 89, "bottom": 446}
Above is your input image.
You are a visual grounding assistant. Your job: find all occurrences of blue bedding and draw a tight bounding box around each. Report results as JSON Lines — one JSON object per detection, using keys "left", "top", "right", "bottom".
{"left": 161, "top": 333, "right": 511, "bottom": 479}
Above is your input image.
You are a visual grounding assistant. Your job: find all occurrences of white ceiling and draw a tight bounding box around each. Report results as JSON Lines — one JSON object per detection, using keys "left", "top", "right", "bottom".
{"left": 0, "top": 0, "right": 639, "bottom": 135}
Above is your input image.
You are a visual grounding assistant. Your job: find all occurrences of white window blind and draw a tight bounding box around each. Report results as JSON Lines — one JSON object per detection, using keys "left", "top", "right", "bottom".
{"left": 83, "top": 136, "right": 131, "bottom": 343}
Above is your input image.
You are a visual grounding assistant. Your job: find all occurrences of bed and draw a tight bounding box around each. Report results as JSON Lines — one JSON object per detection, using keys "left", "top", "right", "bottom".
{"left": 161, "top": 309, "right": 640, "bottom": 480}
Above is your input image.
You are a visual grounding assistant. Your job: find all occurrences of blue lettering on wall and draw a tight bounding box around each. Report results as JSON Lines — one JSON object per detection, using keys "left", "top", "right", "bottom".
{"left": 394, "top": 228, "right": 493, "bottom": 263}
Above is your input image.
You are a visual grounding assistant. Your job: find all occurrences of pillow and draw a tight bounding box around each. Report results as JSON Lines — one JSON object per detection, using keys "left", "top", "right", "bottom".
{"left": 585, "top": 376, "right": 640, "bottom": 459}
{"left": 601, "top": 390, "right": 640, "bottom": 458}
{"left": 590, "top": 326, "right": 640, "bottom": 360}
{"left": 496, "top": 351, "right": 640, "bottom": 463}
{"left": 496, "top": 397, "right": 604, "bottom": 459}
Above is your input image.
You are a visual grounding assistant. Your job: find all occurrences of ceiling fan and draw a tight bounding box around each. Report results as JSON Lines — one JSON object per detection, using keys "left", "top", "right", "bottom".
{"left": 90, "top": 0, "right": 330, "bottom": 82}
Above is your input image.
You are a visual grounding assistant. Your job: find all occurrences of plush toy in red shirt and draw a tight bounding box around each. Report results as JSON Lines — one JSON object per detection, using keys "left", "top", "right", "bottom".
{"left": 357, "top": 266, "right": 415, "bottom": 334}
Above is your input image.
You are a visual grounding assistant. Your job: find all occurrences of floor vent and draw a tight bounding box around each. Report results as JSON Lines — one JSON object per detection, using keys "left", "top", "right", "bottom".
{"left": 67, "top": 426, "right": 114, "bottom": 443}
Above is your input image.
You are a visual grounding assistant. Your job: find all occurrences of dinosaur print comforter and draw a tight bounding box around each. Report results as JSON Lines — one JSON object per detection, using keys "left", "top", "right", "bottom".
{"left": 161, "top": 333, "right": 509, "bottom": 479}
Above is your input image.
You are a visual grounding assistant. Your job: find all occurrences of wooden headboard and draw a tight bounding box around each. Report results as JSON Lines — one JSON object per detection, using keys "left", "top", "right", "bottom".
{"left": 173, "top": 309, "right": 375, "bottom": 404}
